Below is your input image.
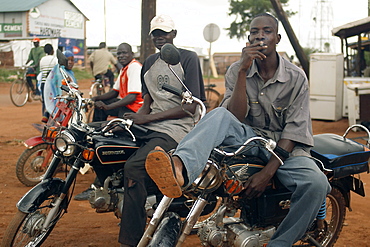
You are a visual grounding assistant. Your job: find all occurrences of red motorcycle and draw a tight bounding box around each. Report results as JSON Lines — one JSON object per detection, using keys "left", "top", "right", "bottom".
{"left": 15, "top": 63, "right": 90, "bottom": 187}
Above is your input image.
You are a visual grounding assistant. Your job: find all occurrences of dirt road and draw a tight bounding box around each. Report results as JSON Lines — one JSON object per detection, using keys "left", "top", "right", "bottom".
{"left": 0, "top": 79, "right": 369, "bottom": 246}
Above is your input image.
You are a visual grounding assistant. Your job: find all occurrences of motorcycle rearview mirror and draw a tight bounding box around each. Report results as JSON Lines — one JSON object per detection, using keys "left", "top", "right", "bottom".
{"left": 160, "top": 44, "right": 192, "bottom": 97}
{"left": 56, "top": 49, "right": 68, "bottom": 67}
{"left": 160, "top": 43, "right": 181, "bottom": 65}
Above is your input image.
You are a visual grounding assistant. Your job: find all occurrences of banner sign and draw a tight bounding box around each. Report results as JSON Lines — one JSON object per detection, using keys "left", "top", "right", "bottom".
{"left": 0, "top": 23, "right": 23, "bottom": 33}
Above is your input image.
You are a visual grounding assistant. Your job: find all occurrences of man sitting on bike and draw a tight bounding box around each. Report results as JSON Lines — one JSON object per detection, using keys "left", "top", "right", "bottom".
{"left": 26, "top": 37, "right": 45, "bottom": 99}
{"left": 89, "top": 42, "right": 120, "bottom": 89}
{"left": 73, "top": 43, "right": 143, "bottom": 201}
{"left": 90, "top": 43, "right": 143, "bottom": 122}
{"left": 118, "top": 15, "right": 205, "bottom": 247}
{"left": 146, "top": 13, "right": 331, "bottom": 247}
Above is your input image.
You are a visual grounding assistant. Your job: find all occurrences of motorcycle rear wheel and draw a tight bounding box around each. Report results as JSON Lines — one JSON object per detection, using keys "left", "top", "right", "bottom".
{"left": 15, "top": 143, "right": 54, "bottom": 187}
{"left": 295, "top": 187, "right": 346, "bottom": 247}
{"left": 1, "top": 195, "right": 67, "bottom": 247}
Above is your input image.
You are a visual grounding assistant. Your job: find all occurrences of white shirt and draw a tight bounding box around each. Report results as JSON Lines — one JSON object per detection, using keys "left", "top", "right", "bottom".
{"left": 40, "top": 55, "right": 58, "bottom": 83}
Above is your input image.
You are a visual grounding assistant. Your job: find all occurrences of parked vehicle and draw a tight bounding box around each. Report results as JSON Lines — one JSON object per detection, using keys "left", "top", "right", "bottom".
{"left": 15, "top": 57, "right": 90, "bottom": 187}
{"left": 135, "top": 44, "right": 370, "bottom": 247}
{"left": 1, "top": 45, "right": 207, "bottom": 247}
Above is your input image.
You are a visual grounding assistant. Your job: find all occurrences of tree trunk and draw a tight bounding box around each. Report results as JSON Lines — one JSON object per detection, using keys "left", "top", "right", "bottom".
{"left": 270, "top": 0, "right": 310, "bottom": 78}
{"left": 140, "top": 0, "right": 156, "bottom": 63}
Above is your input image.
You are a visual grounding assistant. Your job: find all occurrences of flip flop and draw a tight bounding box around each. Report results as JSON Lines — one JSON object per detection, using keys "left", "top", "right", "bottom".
{"left": 145, "top": 149, "right": 182, "bottom": 198}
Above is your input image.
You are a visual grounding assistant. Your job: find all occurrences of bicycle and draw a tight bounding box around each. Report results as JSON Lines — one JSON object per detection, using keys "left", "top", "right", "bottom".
{"left": 204, "top": 83, "right": 222, "bottom": 112}
{"left": 10, "top": 66, "right": 42, "bottom": 107}
{"left": 86, "top": 75, "right": 111, "bottom": 122}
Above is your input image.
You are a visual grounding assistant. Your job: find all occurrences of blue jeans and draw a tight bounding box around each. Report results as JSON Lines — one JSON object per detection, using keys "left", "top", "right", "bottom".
{"left": 174, "top": 107, "right": 331, "bottom": 246}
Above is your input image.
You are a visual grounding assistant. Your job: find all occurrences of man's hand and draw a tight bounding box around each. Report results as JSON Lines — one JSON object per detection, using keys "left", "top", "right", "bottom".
{"left": 239, "top": 42, "right": 268, "bottom": 72}
{"left": 123, "top": 112, "right": 152, "bottom": 125}
{"left": 94, "top": 101, "right": 110, "bottom": 110}
{"left": 243, "top": 169, "right": 273, "bottom": 198}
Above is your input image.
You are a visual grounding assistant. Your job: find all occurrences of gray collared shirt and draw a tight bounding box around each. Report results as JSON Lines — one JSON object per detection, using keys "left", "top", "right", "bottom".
{"left": 221, "top": 54, "right": 313, "bottom": 156}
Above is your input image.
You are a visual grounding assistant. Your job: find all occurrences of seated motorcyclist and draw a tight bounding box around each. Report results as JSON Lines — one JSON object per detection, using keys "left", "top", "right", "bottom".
{"left": 74, "top": 43, "right": 143, "bottom": 201}
{"left": 90, "top": 43, "right": 143, "bottom": 122}
{"left": 145, "top": 13, "right": 331, "bottom": 247}
{"left": 118, "top": 15, "right": 205, "bottom": 247}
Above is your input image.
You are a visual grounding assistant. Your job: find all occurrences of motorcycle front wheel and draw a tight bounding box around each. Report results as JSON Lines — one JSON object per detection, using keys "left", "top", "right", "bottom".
{"left": 15, "top": 143, "right": 54, "bottom": 187}
{"left": 1, "top": 194, "right": 67, "bottom": 247}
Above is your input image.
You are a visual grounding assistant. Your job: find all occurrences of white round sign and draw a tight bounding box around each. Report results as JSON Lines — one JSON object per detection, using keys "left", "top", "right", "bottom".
{"left": 203, "top": 23, "right": 220, "bottom": 43}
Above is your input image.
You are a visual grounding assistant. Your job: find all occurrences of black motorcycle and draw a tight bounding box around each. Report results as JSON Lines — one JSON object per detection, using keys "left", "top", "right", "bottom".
{"left": 1, "top": 46, "right": 208, "bottom": 247}
{"left": 135, "top": 44, "right": 370, "bottom": 247}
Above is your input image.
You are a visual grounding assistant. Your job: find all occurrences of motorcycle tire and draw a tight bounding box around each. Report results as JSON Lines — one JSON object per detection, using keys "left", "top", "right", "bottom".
{"left": 1, "top": 195, "right": 67, "bottom": 247}
{"left": 295, "top": 187, "right": 346, "bottom": 247}
{"left": 16, "top": 143, "right": 57, "bottom": 187}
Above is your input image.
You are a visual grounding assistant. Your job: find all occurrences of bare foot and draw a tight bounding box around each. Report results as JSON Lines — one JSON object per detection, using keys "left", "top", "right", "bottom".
{"left": 154, "top": 146, "right": 184, "bottom": 187}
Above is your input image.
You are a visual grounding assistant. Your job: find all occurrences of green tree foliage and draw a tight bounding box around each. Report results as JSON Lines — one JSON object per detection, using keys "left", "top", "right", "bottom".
{"left": 227, "top": 0, "right": 295, "bottom": 40}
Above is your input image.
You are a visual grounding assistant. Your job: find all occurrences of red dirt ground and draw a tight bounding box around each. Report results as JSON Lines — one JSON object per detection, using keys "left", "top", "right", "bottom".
{"left": 0, "top": 79, "right": 369, "bottom": 246}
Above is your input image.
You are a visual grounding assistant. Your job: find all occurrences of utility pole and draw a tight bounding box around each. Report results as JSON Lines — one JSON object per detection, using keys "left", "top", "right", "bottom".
{"left": 140, "top": 0, "right": 156, "bottom": 63}
{"left": 270, "top": 0, "right": 309, "bottom": 78}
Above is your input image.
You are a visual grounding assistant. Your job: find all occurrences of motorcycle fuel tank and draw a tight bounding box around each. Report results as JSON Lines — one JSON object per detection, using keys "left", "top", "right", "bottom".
{"left": 93, "top": 136, "right": 139, "bottom": 165}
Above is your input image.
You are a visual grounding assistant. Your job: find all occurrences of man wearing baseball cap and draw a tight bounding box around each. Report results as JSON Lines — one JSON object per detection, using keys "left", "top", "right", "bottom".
{"left": 26, "top": 37, "right": 45, "bottom": 99}
{"left": 118, "top": 14, "right": 205, "bottom": 247}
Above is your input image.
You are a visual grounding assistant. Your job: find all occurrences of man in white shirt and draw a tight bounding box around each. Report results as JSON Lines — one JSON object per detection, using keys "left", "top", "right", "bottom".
{"left": 39, "top": 44, "right": 57, "bottom": 123}
{"left": 89, "top": 42, "right": 120, "bottom": 88}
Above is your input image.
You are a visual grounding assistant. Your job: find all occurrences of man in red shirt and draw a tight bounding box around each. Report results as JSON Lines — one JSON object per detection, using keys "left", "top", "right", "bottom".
{"left": 74, "top": 43, "right": 142, "bottom": 201}
{"left": 91, "top": 42, "right": 143, "bottom": 122}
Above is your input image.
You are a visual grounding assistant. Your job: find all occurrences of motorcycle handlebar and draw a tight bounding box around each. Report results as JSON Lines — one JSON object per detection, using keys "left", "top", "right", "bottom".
{"left": 214, "top": 137, "right": 284, "bottom": 166}
{"left": 161, "top": 84, "right": 183, "bottom": 97}
{"left": 131, "top": 123, "right": 149, "bottom": 133}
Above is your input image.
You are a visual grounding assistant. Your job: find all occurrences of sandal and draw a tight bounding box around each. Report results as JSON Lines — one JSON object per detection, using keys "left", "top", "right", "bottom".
{"left": 145, "top": 149, "right": 182, "bottom": 198}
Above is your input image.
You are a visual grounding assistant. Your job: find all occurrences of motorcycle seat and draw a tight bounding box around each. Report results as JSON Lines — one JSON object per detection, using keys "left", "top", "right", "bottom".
{"left": 311, "top": 133, "right": 370, "bottom": 178}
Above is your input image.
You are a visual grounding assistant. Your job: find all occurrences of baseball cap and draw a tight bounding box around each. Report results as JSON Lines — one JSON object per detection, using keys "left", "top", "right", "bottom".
{"left": 149, "top": 15, "right": 175, "bottom": 34}
{"left": 32, "top": 37, "right": 40, "bottom": 42}
{"left": 63, "top": 50, "right": 74, "bottom": 58}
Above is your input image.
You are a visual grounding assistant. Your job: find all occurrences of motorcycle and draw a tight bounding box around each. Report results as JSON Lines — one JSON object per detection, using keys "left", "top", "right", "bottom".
{"left": 15, "top": 51, "right": 91, "bottom": 187}
{"left": 136, "top": 44, "right": 370, "bottom": 247}
{"left": 1, "top": 45, "right": 209, "bottom": 247}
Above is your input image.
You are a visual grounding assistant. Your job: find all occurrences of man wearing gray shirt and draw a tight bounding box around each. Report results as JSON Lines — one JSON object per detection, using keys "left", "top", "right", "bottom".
{"left": 118, "top": 15, "right": 205, "bottom": 247}
{"left": 146, "top": 13, "right": 331, "bottom": 246}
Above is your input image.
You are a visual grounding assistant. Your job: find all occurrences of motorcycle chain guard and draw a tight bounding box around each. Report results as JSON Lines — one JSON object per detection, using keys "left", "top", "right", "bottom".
{"left": 17, "top": 178, "right": 65, "bottom": 213}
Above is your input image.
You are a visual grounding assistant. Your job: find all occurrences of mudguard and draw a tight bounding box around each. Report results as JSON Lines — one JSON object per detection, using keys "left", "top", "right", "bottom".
{"left": 17, "top": 178, "right": 65, "bottom": 213}
{"left": 24, "top": 136, "right": 44, "bottom": 148}
{"left": 148, "top": 212, "right": 181, "bottom": 247}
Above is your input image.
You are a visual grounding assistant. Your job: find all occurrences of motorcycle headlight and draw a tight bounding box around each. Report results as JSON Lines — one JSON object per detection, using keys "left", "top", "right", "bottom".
{"left": 192, "top": 160, "right": 222, "bottom": 192}
{"left": 55, "top": 131, "right": 76, "bottom": 156}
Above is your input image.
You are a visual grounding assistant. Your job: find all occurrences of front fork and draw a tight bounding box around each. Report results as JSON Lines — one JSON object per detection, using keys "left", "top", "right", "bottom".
{"left": 42, "top": 157, "right": 82, "bottom": 230}
{"left": 137, "top": 195, "right": 209, "bottom": 247}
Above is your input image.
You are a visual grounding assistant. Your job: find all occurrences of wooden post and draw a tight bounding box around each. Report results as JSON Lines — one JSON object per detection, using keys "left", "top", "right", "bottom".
{"left": 140, "top": 0, "right": 156, "bottom": 63}
{"left": 270, "top": 0, "right": 310, "bottom": 78}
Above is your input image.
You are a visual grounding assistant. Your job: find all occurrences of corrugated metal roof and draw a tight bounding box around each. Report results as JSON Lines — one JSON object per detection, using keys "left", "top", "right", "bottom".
{"left": 0, "top": 0, "right": 49, "bottom": 12}
{"left": 332, "top": 16, "right": 370, "bottom": 39}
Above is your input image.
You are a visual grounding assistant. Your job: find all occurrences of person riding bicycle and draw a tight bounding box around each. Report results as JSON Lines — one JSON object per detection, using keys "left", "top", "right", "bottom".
{"left": 89, "top": 42, "right": 120, "bottom": 89}
{"left": 118, "top": 14, "right": 205, "bottom": 247}
{"left": 145, "top": 13, "right": 331, "bottom": 247}
{"left": 90, "top": 43, "right": 143, "bottom": 122}
{"left": 26, "top": 37, "right": 45, "bottom": 99}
